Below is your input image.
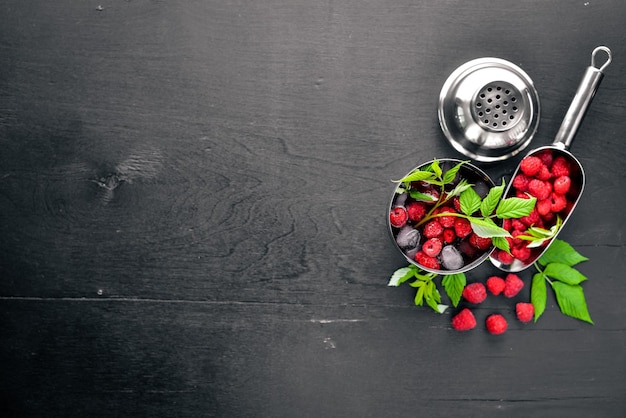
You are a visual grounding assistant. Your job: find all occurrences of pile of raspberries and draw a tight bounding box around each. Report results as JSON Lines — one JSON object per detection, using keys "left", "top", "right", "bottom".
{"left": 451, "top": 273, "right": 534, "bottom": 334}
{"left": 491, "top": 149, "right": 577, "bottom": 265}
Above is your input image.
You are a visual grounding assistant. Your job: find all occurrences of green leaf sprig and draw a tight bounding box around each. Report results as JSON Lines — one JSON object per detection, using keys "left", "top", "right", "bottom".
{"left": 388, "top": 264, "right": 451, "bottom": 314}
{"left": 531, "top": 239, "right": 592, "bottom": 324}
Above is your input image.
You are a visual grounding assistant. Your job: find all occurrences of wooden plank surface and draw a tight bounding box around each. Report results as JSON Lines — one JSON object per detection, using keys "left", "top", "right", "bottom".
{"left": 1, "top": 1, "right": 625, "bottom": 416}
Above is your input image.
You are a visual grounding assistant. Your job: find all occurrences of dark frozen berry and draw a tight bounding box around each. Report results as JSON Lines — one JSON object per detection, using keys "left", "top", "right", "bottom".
{"left": 395, "top": 226, "right": 420, "bottom": 249}
{"left": 440, "top": 245, "right": 464, "bottom": 270}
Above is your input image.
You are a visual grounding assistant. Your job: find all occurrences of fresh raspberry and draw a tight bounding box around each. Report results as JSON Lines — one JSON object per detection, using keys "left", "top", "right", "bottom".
{"left": 442, "top": 228, "right": 456, "bottom": 244}
{"left": 422, "top": 238, "right": 443, "bottom": 257}
{"left": 486, "top": 314, "right": 508, "bottom": 335}
{"left": 486, "top": 276, "right": 506, "bottom": 295}
{"left": 511, "top": 230, "right": 527, "bottom": 247}
{"left": 512, "top": 173, "right": 530, "bottom": 192}
{"left": 503, "top": 273, "right": 524, "bottom": 298}
{"left": 390, "top": 206, "right": 408, "bottom": 228}
{"left": 414, "top": 251, "right": 440, "bottom": 270}
{"left": 520, "top": 208, "right": 540, "bottom": 227}
{"left": 462, "top": 282, "right": 487, "bottom": 304}
{"left": 535, "top": 149, "right": 553, "bottom": 168}
{"left": 516, "top": 302, "right": 534, "bottom": 323}
{"left": 520, "top": 156, "right": 543, "bottom": 177}
{"left": 549, "top": 192, "right": 567, "bottom": 213}
{"left": 437, "top": 207, "right": 457, "bottom": 228}
{"left": 527, "top": 179, "right": 551, "bottom": 200}
{"left": 493, "top": 249, "right": 514, "bottom": 264}
{"left": 454, "top": 218, "right": 472, "bottom": 238}
{"left": 536, "top": 164, "right": 552, "bottom": 181}
{"left": 511, "top": 245, "right": 532, "bottom": 262}
{"left": 451, "top": 308, "right": 476, "bottom": 331}
{"left": 536, "top": 198, "right": 552, "bottom": 216}
{"left": 406, "top": 202, "right": 427, "bottom": 222}
{"left": 423, "top": 220, "right": 443, "bottom": 238}
{"left": 553, "top": 176, "right": 571, "bottom": 195}
{"left": 511, "top": 219, "right": 526, "bottom": 231}
{"left": 502, "top": 218, "right": 512, "bottom": 232}
{"left": 469, "top": 233, "right": 492, "bottom": 250}
{"left": 551, "top": 156, "right": 571, "bottom": 177}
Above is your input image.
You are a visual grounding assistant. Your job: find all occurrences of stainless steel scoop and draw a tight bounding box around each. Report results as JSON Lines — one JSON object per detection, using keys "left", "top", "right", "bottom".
{"left": 490, "top": 46, "right": 612, "bottom": 272}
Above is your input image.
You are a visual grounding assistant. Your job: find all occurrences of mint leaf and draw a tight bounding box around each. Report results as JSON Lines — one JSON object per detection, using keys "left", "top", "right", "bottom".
{"left": 551, "top": 281, "right": 593, "bottom": 324}
{"left": 480, "top": 183, "right": 505, "bottom": 217}
{"left": 394, "top": 170, "right": 435, "bottom": 183}
{"left": 544, "top": 263, "right": 588, "bottom": 285}
{"left": 538, "top": 239, "right": 589, "bottom": 267}
{"left": 496, "top": 196, "right": 536, "bottom": 218}
{"left": 388, "top": 267, "right": 414, "bottom": 286}
{"left": 468, "top": 217, "right": 510, "bottom": 238}
{"left": 442, "top": 273, "right": 466, "bottom": 307}
{"left": 442, "top": 161, "right": 467, "bottom": 184}
{"left": 492, "top": 236, "right": 511, "bottom": 253}
{"left": 531, "top": 272, "right": 547, "bottom": 322}
{"left": 459, "top": 187, "right": 481, "bottom": 215}
{"left": 446, "top": 179, "right": 473, "bottom": 199}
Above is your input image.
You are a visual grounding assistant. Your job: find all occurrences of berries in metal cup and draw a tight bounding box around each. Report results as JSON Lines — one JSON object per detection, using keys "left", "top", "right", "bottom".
{"left": 388, "top": 159, "right": 497, "bottom": 274}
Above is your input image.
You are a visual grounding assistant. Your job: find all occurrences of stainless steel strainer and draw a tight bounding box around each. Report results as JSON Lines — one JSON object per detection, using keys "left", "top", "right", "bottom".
{"left": 438, "top": 58, "right": 540, "bottom": 162}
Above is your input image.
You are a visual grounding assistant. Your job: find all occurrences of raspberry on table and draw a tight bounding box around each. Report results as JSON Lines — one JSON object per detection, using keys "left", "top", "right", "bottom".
{"left": 454, "top": 218, "right": 472, "bottom": 238}
{"left": 486, "top": 276, "right": 506, "bottom": 295}
{"left": 407, "top": 201, "right": 427, "bottom": 222}
{"left": 390, "top": 206, "right": 408, "bottom": 228}
{"left": 516, "top": 302, "right": 534, "bottom": 323}
{"left": 462, "top": 282, "right": 487, "bottom": 304}
{"left": 486, "top": 314, "right": 508, "bottom": 335}
{"left": 423, "top": 220, "right": 444, "bottom": 238}
{"left": 414, "top": 251, "right": 440, "bottom": 270}
{"left": 503, "top": 273, "right": 524, "bottom": 298}
{"left": 422, "top": 238, "right": 443, "bottom": 257}
{"left": 520, "top": 156, "right": 543, "bottom": 177}
{"left": 451, "top": 308, "right": 477, "bottom": 331}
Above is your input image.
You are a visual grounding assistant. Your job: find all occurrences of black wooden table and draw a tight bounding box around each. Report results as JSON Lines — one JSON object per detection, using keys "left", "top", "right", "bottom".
{"left": 1, "top": 1, "right": 625, "bottom": 417}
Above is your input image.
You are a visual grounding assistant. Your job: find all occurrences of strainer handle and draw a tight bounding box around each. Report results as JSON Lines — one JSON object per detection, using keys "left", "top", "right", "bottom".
{"left": 553, "top": 46, "right": 612, "bottom": 150}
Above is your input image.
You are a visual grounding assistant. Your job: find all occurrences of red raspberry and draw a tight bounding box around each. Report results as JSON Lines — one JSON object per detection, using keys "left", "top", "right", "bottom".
{"left": 503, "top": 273, "right": 524, "bottom": 297}
{"left": 502, "top": 218, "right": 512, "bottom": 232}
{"left": 451, "top": 308, "right": 476, "bottom": 331}
{"left": 520, "top": 208, "right": 540, "bottom": 227}
{"left": 437, "top": 207, "right": 457, "bottom": 228}
{"left": 535, "top": 149, "right": 553, "bottom": 168}
{"left": 486, "top": 276, "right": 506, "bottom": 295}
{"left": 406, "top": 202, "right": 427, "bottom": 222}
{"left": 511, "top": 245, "right": 532, "bottom": 262}
{"left": 414, "top": 251, "right": 440, "bottom": 270}
{"left": 469, "top": 233, "right": 492, "bottom": 250}
{"left": 452, "top": 196, "right": 462, "bottom": 212}
{"left": 516, "top": 302, "right": 534, "bottom": 323}
{"left": 512, "top": 173, "right": 530, "bottom": 192}
{"left": 553, "top": 176, "right": 571, "bottom": 195}
{"left": 527, "top": 179, "right": 551, "bottom": 200}
{"left": 423, "top": 220, "right": 443, "bottom": 238}
{"left": 442, "top": 228, "right": 456, "bottom": 244}
{"left": 511, "top": 219, "right": 526, "bottom": 231}
{"left": 486, "top": 314, "right": 508, "bottom": 335}
{"left": 422, "top": 238, "right": 443, "bottom": 257}
{"left": 520, "top": 156, "right": 543, "bottom": 177}
{"left": 551, "top": 156, "right": 571, "bottom": 177}
{"left": 536, "top": 164, "right": 552, "bottom": 181}
{"left": 462, "top": 282, "right": 487, "bottom": 304}
{"left": 454, "top": 218, "right": 472, "bottom": 238}
{"left": 493, "top": 249, "right": 514, "bottom": 264}
{"left": 536, "top": 198, "right": 552, "bottom": 216}
{"left": 549, "top": 192, "right": 567, "bottom": 213}
{"left": 390, "top": 206, "right": 408, "bottom": 228}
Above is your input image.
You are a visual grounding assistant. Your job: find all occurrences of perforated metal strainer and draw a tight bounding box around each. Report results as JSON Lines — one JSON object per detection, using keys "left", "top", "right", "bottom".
{"left": 438, "top": 58, "right": 540, "bottom": 162}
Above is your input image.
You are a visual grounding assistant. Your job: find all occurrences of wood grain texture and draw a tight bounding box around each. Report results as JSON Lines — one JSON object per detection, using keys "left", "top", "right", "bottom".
{"left": 1, "top": 0, "right": 625, "bottom": 416}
